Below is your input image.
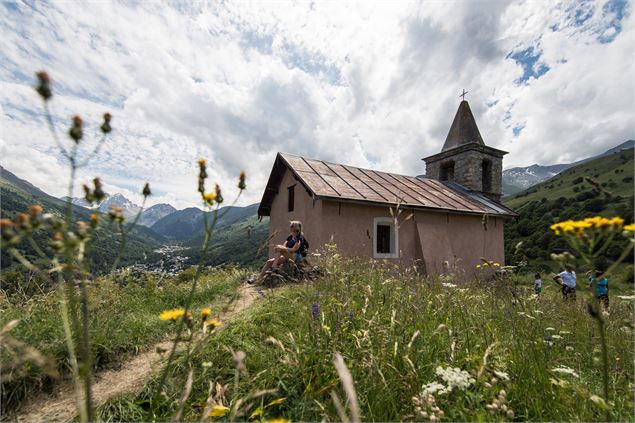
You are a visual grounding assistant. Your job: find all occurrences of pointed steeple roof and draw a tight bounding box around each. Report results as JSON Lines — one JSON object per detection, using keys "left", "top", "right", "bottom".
{"left": 442, "top": 100, "right": 484, "bottom": 151}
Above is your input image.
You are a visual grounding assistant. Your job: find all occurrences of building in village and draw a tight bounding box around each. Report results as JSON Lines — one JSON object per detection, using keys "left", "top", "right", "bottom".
{"left": 257, "top": 99, "right": 518, "bottom": 275}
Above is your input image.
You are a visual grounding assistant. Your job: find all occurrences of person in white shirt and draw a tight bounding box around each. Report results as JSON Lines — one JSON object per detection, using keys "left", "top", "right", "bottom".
{"left": 553, "top": 264, "right": 577, "bottom": 301}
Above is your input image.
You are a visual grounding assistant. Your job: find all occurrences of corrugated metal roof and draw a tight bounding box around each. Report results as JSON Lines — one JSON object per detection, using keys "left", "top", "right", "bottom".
{"left": 258, "top": 152, "right": 518, "bottom": 217}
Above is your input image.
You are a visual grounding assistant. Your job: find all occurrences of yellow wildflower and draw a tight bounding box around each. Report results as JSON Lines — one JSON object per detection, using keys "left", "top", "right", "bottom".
{"left": 201, "top": 307, "right": 211, "bottom": 319}
{"left": 476, "top": 264, "right": 481, "bottom": 269}
{"left": 159, "top": 308, "right": 186, "bottom": 321}
{"left": 264, "top": 419, "right": 291, "bottom": 423}
{"left": 609, "top": 216, "right": 624, "bottom": 229}
{"left": 203, "top": 191, "right": 217, "bottom": 205}
{"left": 209, "top": 405, "right": 229, "bottom": 417}
{"left": 198, "top": 159, "right": 206, "bottom": 168}
{"left": 205, "top": 318, "right": 222, "bottom": 330}
{"left": 624, "top": 223, "right": 635, "bottom": 232}
{"left": 493, "top": 262, "right": 501, "bottom": 267}
{"left": 483, "top": 262, "right": 489, "bottom": 267}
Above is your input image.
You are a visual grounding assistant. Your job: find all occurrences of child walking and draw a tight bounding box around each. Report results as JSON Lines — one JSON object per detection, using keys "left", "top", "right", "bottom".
{"left": 534, "top": 272, "right": 542, "bottom": 300}
{"left": 588, "top": 270, "right": 609, "bottom": 309}
{"left": 553, "top": 264, "right": 577, "bottom": 301}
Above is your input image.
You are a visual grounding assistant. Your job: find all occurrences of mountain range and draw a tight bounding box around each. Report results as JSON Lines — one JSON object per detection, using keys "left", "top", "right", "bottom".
{"left": 502, "top": 140, "right": 634, "bottom": 196}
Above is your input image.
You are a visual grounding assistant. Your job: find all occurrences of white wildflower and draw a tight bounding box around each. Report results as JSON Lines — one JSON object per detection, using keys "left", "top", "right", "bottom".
{"left": 559, "top": 331, "right": 571, "bottom": 335}
{"left": 552, "top": 366, "right": 579, "bottom": 378}
{"left": 566, "top": 346, "right": 574, "bottom": 351}
{"left": 551, "top": 334, "right": 562, "bottom": 339}
{"left": 616, "top": 295, "right": 635, "bottom": 300}
{"left": 545, "top": 327, "right": 556, "bottom": 331}
{"left": 533, "top": 310, "right": 544, "bottom": 314}
{"left": 441, "top": 282, "right": 457, "bottom": 288}
{"left": 421, "top": 382, "right": 447, "bottom": 396}
{"left": 435, "top": 366, "right": 475, "bottom": 392}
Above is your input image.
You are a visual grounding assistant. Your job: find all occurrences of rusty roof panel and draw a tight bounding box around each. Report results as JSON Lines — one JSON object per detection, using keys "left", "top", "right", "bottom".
{"left": 303, "top": 159, "right": 338, "bottom": 176}
{"left": 274, "top": 152, "right": 517, "bottom": 217}
{"left": 294, "top": 170, "right": 339, "bottom": 197}
{"left": 283, "top": 155, "right": 314, "bottom": 173}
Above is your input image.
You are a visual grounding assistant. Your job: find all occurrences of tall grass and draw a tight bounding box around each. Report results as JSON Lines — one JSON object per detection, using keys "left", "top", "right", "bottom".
{"left": 100, "top": 256, "right": 634, "bottom": 422}
{"left": 0, "top": 267, "right": 244, "bottom": 416}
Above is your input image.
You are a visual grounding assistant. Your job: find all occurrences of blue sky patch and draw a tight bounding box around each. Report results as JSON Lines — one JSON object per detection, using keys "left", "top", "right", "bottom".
{"left": 507, "top": 46, "right": 550, "bottom": 84}
{"left": 512, "top": 123, "right": 525, "bottom": 137}
{"left": 598, "top": 0, "right": 627, "bottom": 43}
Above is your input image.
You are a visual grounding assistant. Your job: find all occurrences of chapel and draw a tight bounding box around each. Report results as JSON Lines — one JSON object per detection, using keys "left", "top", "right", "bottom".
{"left": 257, "top": 99, "right": 517, "bottom": 274}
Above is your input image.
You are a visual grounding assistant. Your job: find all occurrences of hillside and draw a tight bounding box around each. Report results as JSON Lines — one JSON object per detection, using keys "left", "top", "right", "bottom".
{"left": 0, "top": 167, "right": 164, "bottom": 276}
{"left": 184, "top": 214, "right": 269, "bottom": 268}
{"left": 502, "top": 139, "right": 634, "bottom": 196}
{"left": 151, "top": 204, "right": 261, "bottom": 241}
{"left": 503, "top": 148, "right": 634, "bottom": 271}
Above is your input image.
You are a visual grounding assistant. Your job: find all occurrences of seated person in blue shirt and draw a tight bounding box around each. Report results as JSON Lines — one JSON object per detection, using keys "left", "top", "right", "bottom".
{"left": 252, "top": 220, "right": 305, "bottom": 284}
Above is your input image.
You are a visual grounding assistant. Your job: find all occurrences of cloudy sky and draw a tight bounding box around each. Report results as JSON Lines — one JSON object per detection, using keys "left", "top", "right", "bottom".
{"left": 1, "top": 0, "right": 633, "bottom": 209}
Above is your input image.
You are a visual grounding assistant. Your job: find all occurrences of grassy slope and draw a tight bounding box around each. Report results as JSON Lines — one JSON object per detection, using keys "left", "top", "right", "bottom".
{"left": 505, "top": 149, "right": 634, "bottom": 209}
{"left": 184, "top": 215, "right": 269, "bottom": 268}
{"left": 0, "top": 268, "right": 245, "bottom": 415}
{"left": 503, "top": 148, "right": 634, "bottom": 275}
{"left": 98, "top": 258, "right": 634, "bottom": 422}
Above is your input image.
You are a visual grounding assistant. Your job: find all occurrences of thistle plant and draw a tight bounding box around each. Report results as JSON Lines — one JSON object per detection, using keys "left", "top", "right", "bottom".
{"left": 0, "top": 71, "right": 153, "bottom": 422}
{"left": 549, "top": 216, "right": 634, "bottom": 420}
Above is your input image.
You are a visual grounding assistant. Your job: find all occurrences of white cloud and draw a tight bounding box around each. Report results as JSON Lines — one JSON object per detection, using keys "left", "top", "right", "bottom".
{"left": 0, "top": 0, "right": 632, "bottom": 211}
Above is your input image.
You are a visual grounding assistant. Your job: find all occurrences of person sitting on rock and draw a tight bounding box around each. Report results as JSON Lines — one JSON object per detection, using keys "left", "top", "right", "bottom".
{"left": 249, "top": 220, "right": 305, "bottom": 284}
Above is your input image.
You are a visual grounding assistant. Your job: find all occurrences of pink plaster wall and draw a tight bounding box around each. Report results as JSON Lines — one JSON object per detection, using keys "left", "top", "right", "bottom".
{"left": 267, "top": 168, "right": 505, "bottom": 276}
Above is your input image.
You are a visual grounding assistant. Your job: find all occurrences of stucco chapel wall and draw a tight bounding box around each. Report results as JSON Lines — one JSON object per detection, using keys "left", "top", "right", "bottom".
{"left": 318, "top": 200, "right": 505, "bottom": 275}
{"left": 267, "top": 168, "right": 323, "bottom": 257}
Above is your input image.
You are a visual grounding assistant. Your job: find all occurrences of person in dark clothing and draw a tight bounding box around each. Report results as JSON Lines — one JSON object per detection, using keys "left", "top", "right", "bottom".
{"left": 251, "top": 220, "right": 305, "bottom": 284}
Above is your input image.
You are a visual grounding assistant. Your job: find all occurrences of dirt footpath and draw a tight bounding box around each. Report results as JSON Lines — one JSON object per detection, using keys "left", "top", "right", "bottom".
{"left": 16, "top": 284, "right": 259, "bottom": 423}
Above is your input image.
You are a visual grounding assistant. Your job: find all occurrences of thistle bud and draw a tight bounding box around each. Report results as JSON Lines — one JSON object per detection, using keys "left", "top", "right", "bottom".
{"left": 198, "top": 177, "right": 205, "bottom": 194}
{"left": 69, "top": 115, "right": 83, "bottom": 143}
{"left": 50, "top": 231, "right": 64, "bottom": 252}
{"left": 28, "top": 204, "right": 43, "bottom": 217}
{"left": 238, "top": 170, "right": 246, "bottom": 190}
{"left": 100, "top": 112, "right": 112, "bottom": 134}
{"left": 1, "top": 219, "right": 18, "bottom": 243}
{"left": 214, "top": 184, "right": 223, "bottom": 204}
{"left": 93, "top": 178, "right": 105, "bottom": 202}
{"left": 15, "top": 213, "right": 31, "bottom": 230}
{"left": 35, "top": 71, "right": 52, "bottom": 100}
{"left": 142, "top": 182, "right": 151, "bottom": 197}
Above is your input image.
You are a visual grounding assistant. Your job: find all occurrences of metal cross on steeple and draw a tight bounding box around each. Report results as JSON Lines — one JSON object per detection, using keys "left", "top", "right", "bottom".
{"left": 459, "top": 89, "right": 468, "bottom": 101}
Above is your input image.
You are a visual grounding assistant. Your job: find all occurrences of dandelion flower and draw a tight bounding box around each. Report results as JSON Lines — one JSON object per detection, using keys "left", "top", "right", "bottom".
{"left": 209, "top": 405, "right": 229, "bottom": 417}
{"left": 200, "top": 307, "right": 211, "bottom": 319}
{"left": 205, "top": 318, "right": 222, "bottom": 330}
{"left": 159, "top": 308, "right": 186, "bottom": 321}
{"left": 203, "top": 191, "right": 217, "bottom": 205}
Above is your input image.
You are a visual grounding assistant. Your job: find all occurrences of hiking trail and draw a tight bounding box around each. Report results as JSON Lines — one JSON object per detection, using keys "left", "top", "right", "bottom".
{"left": 16, "top": 284, "right": 260, "bottom": 423}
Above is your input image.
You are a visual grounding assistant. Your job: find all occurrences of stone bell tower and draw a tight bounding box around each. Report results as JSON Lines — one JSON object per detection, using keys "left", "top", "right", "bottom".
{"left": 423, "top": 99, "right": 507, "bottom": 202}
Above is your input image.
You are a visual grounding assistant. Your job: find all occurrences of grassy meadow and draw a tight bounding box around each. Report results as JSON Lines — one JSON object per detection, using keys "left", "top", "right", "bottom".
{"left": 97, "top": 256, "right": 635, "bottom": 422}
{"left": 0, "top": 267, "right": 245, "bottom": 415}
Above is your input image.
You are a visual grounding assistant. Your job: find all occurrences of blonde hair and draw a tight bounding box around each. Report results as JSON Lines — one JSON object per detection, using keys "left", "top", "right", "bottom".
{"left": 289, "top": 220, "right": 303, "bottom": 234}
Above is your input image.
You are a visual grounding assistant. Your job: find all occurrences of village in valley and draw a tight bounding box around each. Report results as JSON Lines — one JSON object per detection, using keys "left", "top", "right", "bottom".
{"left": 1, "top": 1, "right": 634, "bottom": 422}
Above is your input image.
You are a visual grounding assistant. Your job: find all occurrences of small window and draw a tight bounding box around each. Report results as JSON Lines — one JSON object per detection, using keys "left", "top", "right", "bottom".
{"left": 287, "top": 185, "right": 295, "bottom": 212}
{"left": 440, "top": 161, "right": 455, "bottom": 182}
{"left": 373, "top": 217, "right": 399, "bottom": 258}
